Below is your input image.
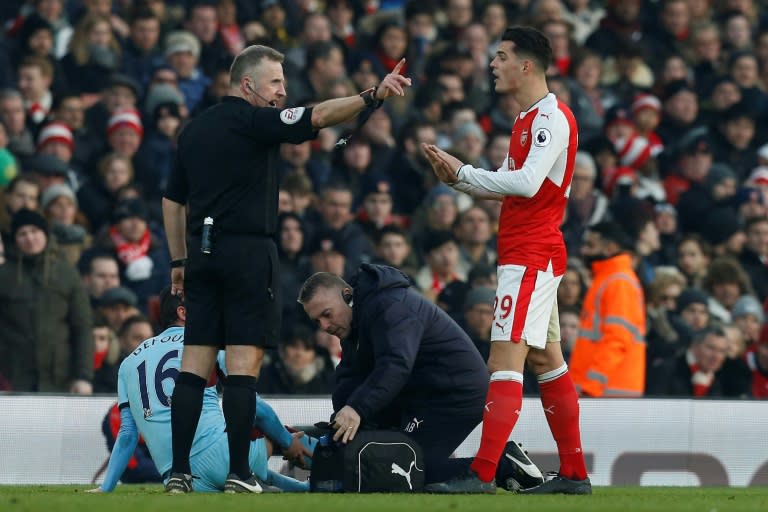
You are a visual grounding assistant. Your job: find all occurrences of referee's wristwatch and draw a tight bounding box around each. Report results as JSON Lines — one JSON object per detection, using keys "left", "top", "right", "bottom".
{"left": 359, "top": 86, "right": 384, "bottom": 109}
{"left": 170, "top": 258, "right": 186, "bottom": 268}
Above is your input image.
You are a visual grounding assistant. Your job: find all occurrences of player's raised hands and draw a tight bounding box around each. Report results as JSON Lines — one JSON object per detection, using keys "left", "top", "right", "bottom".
{"left": 375, "top": 58, "right": 413, "bottom": 99}
{"left": 422, "top": 143, "right": 461, "bottom": 185}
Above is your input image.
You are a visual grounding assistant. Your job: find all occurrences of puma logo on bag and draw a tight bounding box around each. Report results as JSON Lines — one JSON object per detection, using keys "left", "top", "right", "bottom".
{"left": 391, "top": 460, "right": 416, "bottom": 490}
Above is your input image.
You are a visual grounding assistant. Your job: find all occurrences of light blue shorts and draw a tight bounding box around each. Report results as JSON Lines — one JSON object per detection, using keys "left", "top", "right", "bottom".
{"left": 187, "top": 433, "right": 269, "bottom": 492}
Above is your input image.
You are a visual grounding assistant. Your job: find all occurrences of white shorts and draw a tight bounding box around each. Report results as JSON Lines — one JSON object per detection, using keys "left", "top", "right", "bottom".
{"left": 491, "top": 263, "right": 562, "bottom": 349}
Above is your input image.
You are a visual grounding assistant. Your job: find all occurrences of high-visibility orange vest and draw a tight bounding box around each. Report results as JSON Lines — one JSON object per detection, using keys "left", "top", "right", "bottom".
{"left": 570, "top": 253, "right": 646, "bottom": 397}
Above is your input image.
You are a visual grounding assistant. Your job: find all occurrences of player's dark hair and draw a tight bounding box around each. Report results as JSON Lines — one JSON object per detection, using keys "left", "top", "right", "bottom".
{"left": 159, "top": 286, "right": 184, "bottom": 329}
{"left": 298, "top": 272, "right": 351, "bottom": 305}
{"left": 501, "top": 26, "right": 553, "bottom": 73}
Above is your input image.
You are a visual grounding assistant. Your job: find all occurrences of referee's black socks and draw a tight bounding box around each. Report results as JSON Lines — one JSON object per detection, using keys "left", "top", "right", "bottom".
{"left": 171, "top": 371, "right": 207, "bottom": 475}
{"left": 223, "top": 375, "right": 258, "bottom": 480}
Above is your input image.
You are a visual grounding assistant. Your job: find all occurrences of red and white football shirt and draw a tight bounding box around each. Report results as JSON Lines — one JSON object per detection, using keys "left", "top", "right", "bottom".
{"left": 457, "top": 93, "right": 578, "bottom": 275}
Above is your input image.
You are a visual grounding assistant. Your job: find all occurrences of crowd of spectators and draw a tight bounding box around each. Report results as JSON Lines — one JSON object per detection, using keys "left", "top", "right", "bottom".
{"left": 1, "top": 0, "right": 768, "bottom": 399}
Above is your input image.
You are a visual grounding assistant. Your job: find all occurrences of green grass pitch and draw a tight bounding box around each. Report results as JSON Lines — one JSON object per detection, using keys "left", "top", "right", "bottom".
{"left": 1, "top": 486, "right": 767, "bottom": 512}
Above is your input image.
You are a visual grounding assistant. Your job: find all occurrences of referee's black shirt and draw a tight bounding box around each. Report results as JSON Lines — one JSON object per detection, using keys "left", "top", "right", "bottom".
{"left": 164, "top": 96, "right": 316, "bottom": 236}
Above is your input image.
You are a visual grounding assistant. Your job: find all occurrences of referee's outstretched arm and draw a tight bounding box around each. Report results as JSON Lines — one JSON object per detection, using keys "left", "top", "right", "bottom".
{"left": 310, "top": 58, "right": 411, "bottom": 129}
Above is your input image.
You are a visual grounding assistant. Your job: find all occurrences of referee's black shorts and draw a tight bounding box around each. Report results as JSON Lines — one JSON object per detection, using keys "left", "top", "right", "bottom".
{"left": 184, "top": 233, "right": 280, "bottom": 348}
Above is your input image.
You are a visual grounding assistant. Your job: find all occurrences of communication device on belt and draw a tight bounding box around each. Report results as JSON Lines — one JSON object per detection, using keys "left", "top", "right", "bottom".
{"left": 201, "top": 217, "right": 214, "bottom": 254}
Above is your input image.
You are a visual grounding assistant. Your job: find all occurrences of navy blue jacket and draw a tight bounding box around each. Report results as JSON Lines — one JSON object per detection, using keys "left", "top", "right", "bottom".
{"left": 332, "top": 264, "right": 488, "bottom": 424}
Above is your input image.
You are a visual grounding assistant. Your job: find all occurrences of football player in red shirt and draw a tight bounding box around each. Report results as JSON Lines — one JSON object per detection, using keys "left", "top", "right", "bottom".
{"left": 424, "top": 26, "right": 590, "bottom": 494}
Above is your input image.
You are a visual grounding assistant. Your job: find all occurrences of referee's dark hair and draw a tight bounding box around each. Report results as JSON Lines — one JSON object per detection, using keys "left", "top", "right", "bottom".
{"left": 229, "top": 45, "right": 284, "bottom": 86}
{"left": 298, "top": 272, "right": 350, "bottom": 305}
{"left": 159, "top": 286, "right": 184, "bottom": 329}
{"left": 501, "top": 26, "right": 553, "bottom": 74}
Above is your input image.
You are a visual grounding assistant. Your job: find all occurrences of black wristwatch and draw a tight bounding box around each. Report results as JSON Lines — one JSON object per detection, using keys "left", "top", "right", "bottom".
{"left": 170, "top": 258, "right": 186, "bottom": 268}
{"left": 360, "top": 86, "right": 383, "bottom": 109}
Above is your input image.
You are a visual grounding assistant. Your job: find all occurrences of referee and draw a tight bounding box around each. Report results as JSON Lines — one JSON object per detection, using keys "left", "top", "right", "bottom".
{"left": 162, "top": 45, "right": 410, "bottom": 494}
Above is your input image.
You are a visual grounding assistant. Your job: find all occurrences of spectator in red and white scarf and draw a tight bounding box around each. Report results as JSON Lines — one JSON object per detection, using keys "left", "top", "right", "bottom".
{"left": 93, "top": 198, "right": 170, "bottom": 314}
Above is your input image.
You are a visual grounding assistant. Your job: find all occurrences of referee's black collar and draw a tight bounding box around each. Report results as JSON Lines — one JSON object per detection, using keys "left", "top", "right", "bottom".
{"left": 222, "top": 95, "right": 252, "bottom": 106}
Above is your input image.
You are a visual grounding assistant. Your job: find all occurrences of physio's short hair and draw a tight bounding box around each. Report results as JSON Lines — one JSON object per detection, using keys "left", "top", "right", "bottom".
{"left": 298, "top": 272, "right": 350, "bottom": 305}
{"left": 229, "top": 45, "right": 284, "bottom": 86}
{"left": 501, "top": 26, "right": 553, "bottom": 73}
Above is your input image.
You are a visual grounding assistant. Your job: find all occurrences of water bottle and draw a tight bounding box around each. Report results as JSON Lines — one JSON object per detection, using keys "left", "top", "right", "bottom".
{"left": 201, "top": 217, "right": 214, "bottom": 254}
{"left": 312, "top": 434, "right": 344, "bottom": 492}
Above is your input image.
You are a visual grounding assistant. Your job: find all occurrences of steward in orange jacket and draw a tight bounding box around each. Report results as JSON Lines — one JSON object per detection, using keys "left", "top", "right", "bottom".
{"left": 570, "top": 222, "right": 646, "bottom": 397}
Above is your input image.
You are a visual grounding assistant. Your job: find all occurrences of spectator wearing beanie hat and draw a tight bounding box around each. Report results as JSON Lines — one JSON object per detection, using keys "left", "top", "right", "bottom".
{"left": 355, "top": 173, "right": 406, "bottom": 245}
{"left": 107, "top": 108, "right": 144, "bottom": 153}
{"left": 674, "top": 288, "right": 711, "bottom": 337}
{"left": 41, "top": 183, "right": 91, "bottom": 266}
{"left": 0, "top": 208, "right": 94, "bottom": 393}
{"left": 757, "top": 143, "right": 768, "bottom": 167}
{"left": 143, "top": 101, "right": 183, "bottom": 190}
{"left": 603, "top": 105, "right": 635, "bottom": 145}
{"left": 699, "top": 208, "right": 744, "bottom": 259}
{"left": 677, "top": 163, "right": 737, "bottom": 234}
{"left": 631, "top": 93, "right": 663, "bottom": 155}
{"left": 656, "top": 80, "right": 701, "bottom": 146}
{"left": 731, "top": 294, "right": 764, "bottom": 346}
{"left": 37, "top": 121, "right": 75, "bottom": 169}
{"left": 164, "top": 30, "right": 210, "bottom": 112}
{"left": 106, "top": 108, "right": 163, "bottom": 197}
{"left": 143, "top": 83, "right": 186, "bottom": 119}
{"left": 613, "top": 133, "right": 665, "bottom": 203}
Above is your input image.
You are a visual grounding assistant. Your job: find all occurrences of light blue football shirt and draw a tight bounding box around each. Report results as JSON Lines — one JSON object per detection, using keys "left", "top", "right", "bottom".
{"left": 117, "top": 326, "right": 225, "bottom": 477}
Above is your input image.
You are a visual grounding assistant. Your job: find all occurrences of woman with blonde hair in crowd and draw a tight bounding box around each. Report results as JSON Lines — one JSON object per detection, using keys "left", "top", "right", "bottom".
{"left": 61, "top": 13, "right": 122, "bottom": 93}
{"left": 646, "top": 267, "right": 688, "bottom": 365}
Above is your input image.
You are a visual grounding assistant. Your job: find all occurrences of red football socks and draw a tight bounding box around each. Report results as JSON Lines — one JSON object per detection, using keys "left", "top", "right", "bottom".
{"left": 539, "top": 370, "right": 588, "bottom": 480}
{"left": 471, "top": 378, "right": 523, "bottom": 482}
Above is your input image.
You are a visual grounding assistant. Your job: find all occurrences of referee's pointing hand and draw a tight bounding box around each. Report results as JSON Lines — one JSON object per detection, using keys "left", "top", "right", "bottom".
{"left": 375, "top": 58, "right": 412, "bottom": 99}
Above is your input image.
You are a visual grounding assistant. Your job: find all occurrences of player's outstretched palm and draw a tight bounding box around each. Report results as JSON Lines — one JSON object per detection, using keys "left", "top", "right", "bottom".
{"left": 422, "top": 143, "right": 461, "bottom": 185}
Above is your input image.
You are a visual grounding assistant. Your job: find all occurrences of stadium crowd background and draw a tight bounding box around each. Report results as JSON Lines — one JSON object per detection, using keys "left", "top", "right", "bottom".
{"left": 0, "top": 0, "right": 767, "bottom": 399}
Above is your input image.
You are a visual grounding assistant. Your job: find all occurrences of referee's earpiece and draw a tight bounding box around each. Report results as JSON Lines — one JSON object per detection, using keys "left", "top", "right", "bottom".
{"left": 246, "top": 80, "right": 277, "bottom": 107}
{"left": 342, "top": 290, "right": 353, "bottom": 306}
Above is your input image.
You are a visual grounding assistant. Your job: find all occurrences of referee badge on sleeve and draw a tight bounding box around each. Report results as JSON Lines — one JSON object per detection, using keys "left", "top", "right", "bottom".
{"left": 534, "top": 128, "right": 552, "bottom": 147}
{"left": 280, "top": 107, "right": 306, "bottom": 125}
